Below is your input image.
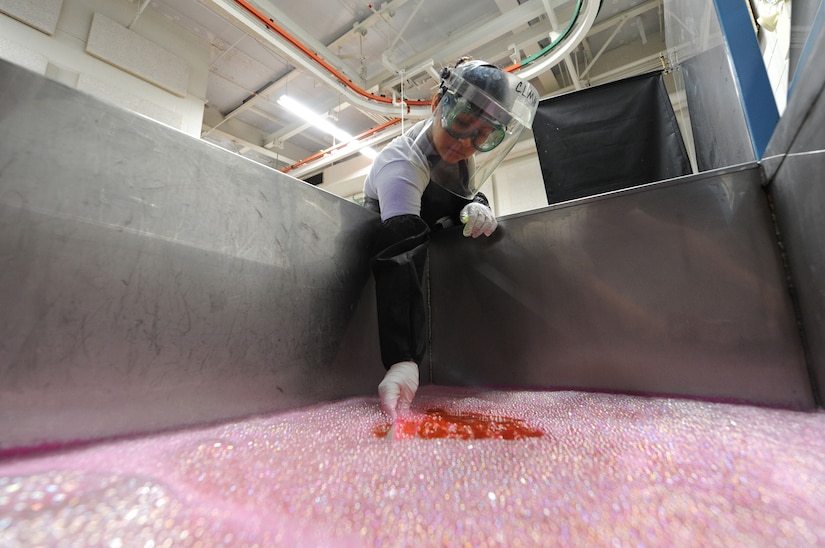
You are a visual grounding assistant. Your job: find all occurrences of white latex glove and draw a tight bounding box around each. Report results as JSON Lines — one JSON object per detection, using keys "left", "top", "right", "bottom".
{"left": 378, "top": 361, "right": 419, "bottom": 421}
{"left": 460, "top": 202, "right": 498, "bottom": 238}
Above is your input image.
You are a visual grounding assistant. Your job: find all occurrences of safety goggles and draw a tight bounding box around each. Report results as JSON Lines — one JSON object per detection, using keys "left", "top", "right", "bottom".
{"left": 441, "top": 96, "right": 507, "bottom": 152}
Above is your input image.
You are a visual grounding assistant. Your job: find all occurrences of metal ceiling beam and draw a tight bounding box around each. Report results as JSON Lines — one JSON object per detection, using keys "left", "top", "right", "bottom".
{"left": 205, "top": 125, "right": 299, "bottom": 166}
{"left": 542, "top": 0, "right": 583, "bottom": 89}
{"left": 382, "top": 0, "right": 428, "bottom": 67}
{"left": 580, "top": 14, "right": 631, "bottom": 79}
{"left": 589, "top": 0, "right": 661, "bottom": 35}
{"left": 577, "top": 0, "right": 662, "bottom": 80}
{"left": 203, "top": 77, "right": 282, "bottom": 137}
{"left": 264, "top": 97, "right": 356, "bottom": 149}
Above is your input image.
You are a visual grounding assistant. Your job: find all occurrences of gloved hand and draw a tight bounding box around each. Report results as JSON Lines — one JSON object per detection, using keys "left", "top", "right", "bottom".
{"left": 378, "top": 361, "right": 419, "bottom": 421}
{"left": 460, "top": 202, "right": 498, "bottom": 238}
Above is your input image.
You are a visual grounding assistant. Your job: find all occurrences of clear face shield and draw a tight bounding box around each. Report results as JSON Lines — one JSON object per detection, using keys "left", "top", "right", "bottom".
{"left": 410, "top": 66, "right": 539, "bottom": 199}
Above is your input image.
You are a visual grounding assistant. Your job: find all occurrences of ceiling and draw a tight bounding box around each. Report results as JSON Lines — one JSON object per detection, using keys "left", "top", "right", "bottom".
{"left": 147, "top": 0, "right": 665, "bottom": 180}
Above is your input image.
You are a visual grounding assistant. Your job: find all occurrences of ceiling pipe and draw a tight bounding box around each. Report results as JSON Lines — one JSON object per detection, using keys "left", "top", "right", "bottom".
{"left": 209, "top": 125, "right": 299, "bottom": 166}
{"left": 282, "top": 117, "right": 403, "bottom": 174}
{"left": 289, "top": 121, "right": 406, "bottom": 179}
{"left": 211, "top": 0, "right": 432, "bottom": 118}
{"left": 504, "top": 0, "right": 602, "bottom": 79}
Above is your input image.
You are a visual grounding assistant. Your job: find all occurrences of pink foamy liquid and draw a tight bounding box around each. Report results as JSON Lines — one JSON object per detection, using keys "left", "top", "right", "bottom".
{"left": 1, "top": 386, "right": 824, "bottom": 546}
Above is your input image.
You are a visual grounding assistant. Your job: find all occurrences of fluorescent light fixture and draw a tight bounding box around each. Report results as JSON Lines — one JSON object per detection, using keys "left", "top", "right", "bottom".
{"left": 278, "top": 95, "right": 377, "bottom": 159}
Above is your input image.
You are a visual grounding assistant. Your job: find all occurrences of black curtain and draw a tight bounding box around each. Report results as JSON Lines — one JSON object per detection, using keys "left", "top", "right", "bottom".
{"left": 533, "top": 72, "right": 691, "bottom": 204}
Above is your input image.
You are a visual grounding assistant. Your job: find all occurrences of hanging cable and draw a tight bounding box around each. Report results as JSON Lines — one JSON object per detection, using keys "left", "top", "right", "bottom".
{"left": 400, "top": 69, "right": 405, "bottom": 135}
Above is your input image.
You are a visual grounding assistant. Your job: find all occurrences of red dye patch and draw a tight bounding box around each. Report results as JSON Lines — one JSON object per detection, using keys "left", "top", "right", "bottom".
{"left": 374, "top": 408, "right": 543, "bottom": 440}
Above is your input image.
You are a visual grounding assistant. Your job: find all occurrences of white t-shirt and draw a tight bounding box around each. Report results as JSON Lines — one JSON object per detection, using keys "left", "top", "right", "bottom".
{"left": 363, "top": 121, "right": 433, "bottom": 222}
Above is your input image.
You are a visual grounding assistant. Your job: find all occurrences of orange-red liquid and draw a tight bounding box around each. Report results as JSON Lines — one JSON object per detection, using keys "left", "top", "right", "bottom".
{"left": 374, "top": 408, "right": 544, "bottom": 440}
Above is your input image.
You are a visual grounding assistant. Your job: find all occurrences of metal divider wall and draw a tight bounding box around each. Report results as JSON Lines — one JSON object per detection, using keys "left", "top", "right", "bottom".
{"left": 0, "top": 59, "right": 383, "bottom": 453}
{"left": 427, "top": 166, "right": 813, "bottom": 409}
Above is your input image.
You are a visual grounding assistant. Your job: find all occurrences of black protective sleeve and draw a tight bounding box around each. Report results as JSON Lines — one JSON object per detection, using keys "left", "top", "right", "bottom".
{"left": 370, "top": 214, "right": 431, "bottom": 369}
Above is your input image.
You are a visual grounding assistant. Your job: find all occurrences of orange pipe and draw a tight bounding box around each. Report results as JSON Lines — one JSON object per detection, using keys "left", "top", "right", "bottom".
{"left": 281, "top": 117, "right": 404, "bottom": 173}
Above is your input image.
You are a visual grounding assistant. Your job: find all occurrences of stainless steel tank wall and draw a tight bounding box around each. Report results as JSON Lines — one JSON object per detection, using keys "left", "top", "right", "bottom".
{"left": 762, "top": 9, "right": 825, "bottom": 403}
{"left": 428, "top": 166, "right": 814, "bottom": 409}
{"left": 0, "top": 59, "right": 383, "bottom": 452}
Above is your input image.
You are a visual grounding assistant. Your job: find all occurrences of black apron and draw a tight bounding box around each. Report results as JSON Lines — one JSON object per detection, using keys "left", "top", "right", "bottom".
{"left": 369, "top": 159, "right": 488, "bottom": 369}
